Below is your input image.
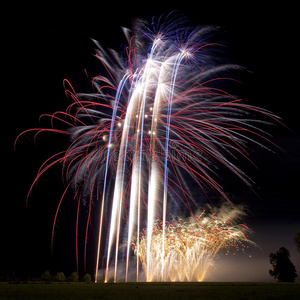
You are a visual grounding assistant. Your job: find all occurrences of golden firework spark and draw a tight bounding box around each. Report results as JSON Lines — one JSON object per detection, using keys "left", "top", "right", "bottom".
{"left": 134, "top": 204, "right": 253, "bottom": 282}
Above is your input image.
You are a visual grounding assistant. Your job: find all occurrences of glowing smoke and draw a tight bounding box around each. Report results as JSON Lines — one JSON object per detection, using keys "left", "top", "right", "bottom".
{"left": 135, "top": 203, "right": 253, "bottom": 282}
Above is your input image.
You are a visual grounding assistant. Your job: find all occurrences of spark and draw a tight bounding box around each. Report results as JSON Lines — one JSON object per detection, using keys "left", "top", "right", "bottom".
{"left": 16, "top": 13, "right": 281, "bottom": 283}
{"left": 134, "top": 203, "right": 253, "bottom": 282}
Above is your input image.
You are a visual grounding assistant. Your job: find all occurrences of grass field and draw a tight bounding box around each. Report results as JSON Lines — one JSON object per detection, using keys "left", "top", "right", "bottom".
{"left": 1, "top": 282, "right": 300, "bottom": 300}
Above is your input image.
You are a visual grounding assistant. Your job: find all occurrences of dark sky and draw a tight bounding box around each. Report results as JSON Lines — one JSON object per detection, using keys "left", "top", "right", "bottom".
{"left": 4, "top": 1, "right": 300, "bottom": 280}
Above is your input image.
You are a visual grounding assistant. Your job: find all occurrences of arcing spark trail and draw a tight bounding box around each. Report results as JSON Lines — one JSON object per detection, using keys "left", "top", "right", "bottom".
{"left": 16, "top": 14, "right": 280, "bottom": 282}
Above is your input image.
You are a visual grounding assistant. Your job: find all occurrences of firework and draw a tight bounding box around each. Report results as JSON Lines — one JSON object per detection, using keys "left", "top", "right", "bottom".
{"left": 135, "top": 204, "right": 252, "bottom": 282}
{"left": 16, "top": 13, "right": 279, "bottom": 282}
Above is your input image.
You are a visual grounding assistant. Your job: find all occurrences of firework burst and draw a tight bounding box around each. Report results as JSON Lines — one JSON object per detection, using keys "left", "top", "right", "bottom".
{"left": 16, "top": 13, "right": 280, "bottom": 282}
{"left": 135, "top": 203, "right": 252, "bottom": 282}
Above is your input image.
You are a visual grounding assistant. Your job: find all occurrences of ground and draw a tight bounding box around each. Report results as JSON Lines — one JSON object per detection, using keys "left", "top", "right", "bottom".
{"left": 1, "top": 282, "right": 300, "bottom": 299}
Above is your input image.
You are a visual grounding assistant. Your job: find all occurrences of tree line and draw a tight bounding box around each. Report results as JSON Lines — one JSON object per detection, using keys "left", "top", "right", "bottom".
{"left": 0, "top": 270, "right": 92, "bottom": 283}
{"left": 41, "top": 271, "right": 92, "bottom": 283}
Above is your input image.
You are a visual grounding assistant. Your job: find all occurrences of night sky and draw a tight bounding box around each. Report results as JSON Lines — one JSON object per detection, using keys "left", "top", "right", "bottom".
{"left": 4, "top": 2, "right": 300, "bottom": 281}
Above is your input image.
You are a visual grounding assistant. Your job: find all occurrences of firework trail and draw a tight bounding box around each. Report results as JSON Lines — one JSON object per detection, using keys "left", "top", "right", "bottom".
{"left": 16, "top": 13, "right": 280, "bottom": 282}
{"left": 135, "top": 203, "right": 253, "bottom": 282}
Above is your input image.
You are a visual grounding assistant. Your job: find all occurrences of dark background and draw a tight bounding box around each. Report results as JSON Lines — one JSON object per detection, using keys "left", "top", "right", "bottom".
{"left": 3, "top": 1, "right": 300, "bottom": 280}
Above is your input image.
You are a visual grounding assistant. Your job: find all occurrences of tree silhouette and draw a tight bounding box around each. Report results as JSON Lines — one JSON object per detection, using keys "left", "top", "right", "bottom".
{"left": 269, "top": 247, "right": 297, "bottom": 282}
{"left": 294, "top": 231, "right": 300, "bottom": 253}
{"left": 83, "top": 273, "right": 92, "bottom": 283}
{"left": 55, "top": 272, "right": 66, "bottom": 282}
{"left": 69, "top": 271, "right": 79, "bottom": 282}
{"left": 41, "top": 270, "right": 51, "bottom": 281}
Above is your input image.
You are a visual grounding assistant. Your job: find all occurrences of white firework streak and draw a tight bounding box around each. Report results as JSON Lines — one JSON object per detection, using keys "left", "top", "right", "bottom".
{"left": 17, "top": 15, "right": 282, "bottom": 282}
